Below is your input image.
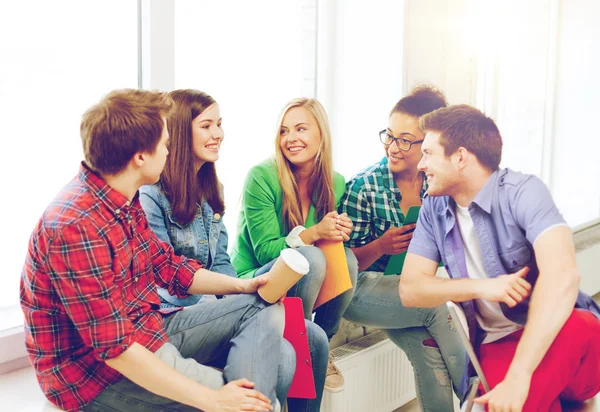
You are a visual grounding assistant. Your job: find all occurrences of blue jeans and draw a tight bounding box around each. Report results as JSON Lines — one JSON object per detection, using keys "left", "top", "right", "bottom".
{"left": 256, "top": 245, "right": 358, "bottom": 412}
{"left": 343, "top": 271, "right": 466, "bottom": 412}
{"left": 84, "top": 294, "right": 292, "bottom": 412}
{"left": 280, "top": 320, "right": 329, "bottom": 412}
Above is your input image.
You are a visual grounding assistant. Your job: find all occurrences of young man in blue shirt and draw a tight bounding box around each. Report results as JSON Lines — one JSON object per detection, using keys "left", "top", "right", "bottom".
{"left": 400, "top": 104, "right": 600, "bottom": 411}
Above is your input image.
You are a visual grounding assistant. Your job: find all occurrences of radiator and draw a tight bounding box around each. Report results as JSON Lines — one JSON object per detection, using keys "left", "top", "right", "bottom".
{"left": 321, "top": 330, "right": 416, "bottom": 412}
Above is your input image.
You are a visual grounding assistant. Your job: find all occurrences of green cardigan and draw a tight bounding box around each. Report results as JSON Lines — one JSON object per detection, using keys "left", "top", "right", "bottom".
{"left": 231, "top": 158, "right": 346, "bottom": 279}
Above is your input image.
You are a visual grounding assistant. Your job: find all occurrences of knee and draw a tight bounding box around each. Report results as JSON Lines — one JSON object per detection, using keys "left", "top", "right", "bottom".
{"left": 424, "top": 304, "right": 452, "bottom": 329}
{"left": 297, "top": 246, "right": 327, "bottom": 281}
{"left": 262, "top": 302, "right": 286, "bottom": 335}
{"left": 279, "top": 338, "right": 296, "bottom": 384}
{"left": 344, "top": 248, "right": 359, "bottom": 285}
{"left": 305, "top": 320, "right": 329, "bottom": 351}
{"left": 557, "top": 309, "right": 600, "bottom": 342}
{"left": 305, "top": 320, "right": 329, "bottom": 367}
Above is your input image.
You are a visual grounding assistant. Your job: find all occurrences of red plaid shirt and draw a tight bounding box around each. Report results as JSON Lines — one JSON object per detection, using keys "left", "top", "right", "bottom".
{"left": 20, "top": 163, "right": 202, "bottom": 411}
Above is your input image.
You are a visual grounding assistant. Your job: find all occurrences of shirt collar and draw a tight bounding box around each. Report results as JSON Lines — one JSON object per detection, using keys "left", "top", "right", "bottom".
{"left": 470, "top": 169, "right": 499, "bottom": 214}
{"left": 79, "top": 162, "right": 138, "bottom": 216}
{"left": 379, "top": 157, "right": 400, "bottom": 196}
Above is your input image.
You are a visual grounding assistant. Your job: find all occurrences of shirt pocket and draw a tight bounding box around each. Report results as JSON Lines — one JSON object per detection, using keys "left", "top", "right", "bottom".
{"left": 210, "top": 215, "right": 221, "bottom": 240}
{"left": 371, "top": 192, "right": 399, "bottom": 238}
{"left": 166, "top": 213, "right": 194, "bottom": 248}
{"left": 113, "top": 245, "right": 132, "bottom": 283}
{"left": 498, "top": 244, "right": 532, "bottom": 272}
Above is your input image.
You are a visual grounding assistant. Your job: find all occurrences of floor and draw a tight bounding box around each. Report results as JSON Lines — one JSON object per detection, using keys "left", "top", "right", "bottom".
{"left": 396, "top": 397, "right": 598, "bottom": 412}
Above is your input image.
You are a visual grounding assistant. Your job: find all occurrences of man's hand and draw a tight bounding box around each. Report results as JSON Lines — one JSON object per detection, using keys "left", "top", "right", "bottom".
{"left": 208, "top": 378, "right": 273, "bottom": 412}
{"left": 237, "top": 275, "right": 268, "bottom": 294}
{"left": 376, "top": 225, "right": 417, "bottom": 256}
{"left": 478, "top": 267, "right": 531, "bottom": 307}
{"left": 474, "top": 371, "right": 531, "bottom": 412}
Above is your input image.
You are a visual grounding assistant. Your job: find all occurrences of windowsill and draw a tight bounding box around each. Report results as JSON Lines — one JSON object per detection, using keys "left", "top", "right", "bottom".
{"left": 0, "top": 365, "right": 63, "bottom": 411}
{"left": 0, "top": 305, "right": 27, "bottom": 374}
{"left": 0, "top": 304, "right": 24, "bottom": 330}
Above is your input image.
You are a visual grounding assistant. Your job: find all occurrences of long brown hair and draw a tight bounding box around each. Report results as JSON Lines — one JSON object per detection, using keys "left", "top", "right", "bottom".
{"left": 274, "top": 98, "right": 335, "bottom": 231}
{"left": 161, "top": 89, "right": 224, "bottom": 226}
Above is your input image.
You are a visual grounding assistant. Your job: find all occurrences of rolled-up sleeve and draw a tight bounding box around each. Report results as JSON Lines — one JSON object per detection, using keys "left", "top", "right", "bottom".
{"left": 340, "top": 182, "right": 373, "bottom": 248}
{"left": 407, "top": 197, "right": 441, "bottom": 263}
{"left": 48, "top": 224, "right": 134, "bottom": 361}
{"left": 511, "top": 175, "right": 567, "bottom": 245}
{"left": 148, "top": 229, "right": 202, "bottom": 298}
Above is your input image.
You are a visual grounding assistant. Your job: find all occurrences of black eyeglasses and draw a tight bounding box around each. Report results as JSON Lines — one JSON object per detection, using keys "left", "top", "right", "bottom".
{"left": 379, "top": 130, "right": 424, "bottom": 151}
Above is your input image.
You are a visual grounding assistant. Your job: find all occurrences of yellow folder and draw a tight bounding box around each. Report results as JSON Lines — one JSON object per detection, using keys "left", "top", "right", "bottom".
{"left": 313, "top": 240, "right": 353, "bottom": 309}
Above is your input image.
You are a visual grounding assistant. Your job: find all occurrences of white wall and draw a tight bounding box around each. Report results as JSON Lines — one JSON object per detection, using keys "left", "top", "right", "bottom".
{"left": 402, "top": 0, "right": 600, "bottom": 228}
{"left": 403, "top": 0, "right": 477, "bottom": 105}
{"left": 173, "top": 0, "right": 310, "bottom": 234}
{"left": 317, "top": 0, "right": 405, "bottom": 179}
{"left": 552, "top": 0, "right": 600, "bottom": 225}
{"left": 0, "top": 1, "right": 138, "bottom": 309}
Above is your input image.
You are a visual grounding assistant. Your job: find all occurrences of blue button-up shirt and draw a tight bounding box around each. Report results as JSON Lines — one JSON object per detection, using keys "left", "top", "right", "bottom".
{"left": 408, "top": 168, "right": 600, "bottom": 392}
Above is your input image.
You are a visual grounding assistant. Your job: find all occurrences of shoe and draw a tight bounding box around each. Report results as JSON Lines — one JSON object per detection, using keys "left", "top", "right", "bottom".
{"left": 325, "top": 353, "right": 344, "bottom": 392}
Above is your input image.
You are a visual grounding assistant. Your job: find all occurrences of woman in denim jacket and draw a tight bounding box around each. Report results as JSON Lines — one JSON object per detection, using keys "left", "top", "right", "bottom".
{"left": 139, "top": 89, "right": 329, "bottom": 411}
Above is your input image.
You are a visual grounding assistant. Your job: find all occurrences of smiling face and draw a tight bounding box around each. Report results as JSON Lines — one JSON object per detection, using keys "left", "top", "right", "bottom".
{"left": 417, "top": 130, "right": 461, "bottom": 197}
{"left": 279, "top": 106, "right": 322, "bottom": 168}
{"left": 192, "top": 103, "right": 223, "bottom": 169}
{"left": 385, "top": 112, "right": 425, "bottom": 175}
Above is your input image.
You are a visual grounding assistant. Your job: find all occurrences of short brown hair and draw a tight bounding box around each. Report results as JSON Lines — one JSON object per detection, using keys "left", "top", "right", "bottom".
{"left": 391, "top": 85, "right": 448, "bottom": 118}
{"left": 162, "top": 89, "right": 224, "bottom": 226}
{"left": 420, "top": 104, "right": 502, "bottom": 171}
{"left": 81, "top": 89, "right": 173, "bottom": 175}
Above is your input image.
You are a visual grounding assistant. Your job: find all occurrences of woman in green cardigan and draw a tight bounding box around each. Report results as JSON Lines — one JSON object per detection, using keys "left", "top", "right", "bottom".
{"left": 231, "top": 98, "right": 358, "bottom": 397}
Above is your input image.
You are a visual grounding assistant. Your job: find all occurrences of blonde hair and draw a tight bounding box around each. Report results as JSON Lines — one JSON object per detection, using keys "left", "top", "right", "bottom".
{"left": 274, "top": 98, "right": 336, "bottom": 231}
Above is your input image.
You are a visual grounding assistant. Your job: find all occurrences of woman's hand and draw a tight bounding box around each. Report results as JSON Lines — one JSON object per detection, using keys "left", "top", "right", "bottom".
{"left": 376, "top": 224, "right": 417, "bottom": 255}
{"left": 315, "top": 212, "right": 353, "bottom": 242}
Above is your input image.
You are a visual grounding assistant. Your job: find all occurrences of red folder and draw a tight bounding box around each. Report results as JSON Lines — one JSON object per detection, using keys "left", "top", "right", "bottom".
{"left": 283, "top": 297, "right": 316, "bottom": 399}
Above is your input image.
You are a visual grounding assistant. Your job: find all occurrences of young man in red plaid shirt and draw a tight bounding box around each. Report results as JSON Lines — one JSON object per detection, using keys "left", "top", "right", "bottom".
{"left": 20, "top": 89, "right": 292, "bottom": 412}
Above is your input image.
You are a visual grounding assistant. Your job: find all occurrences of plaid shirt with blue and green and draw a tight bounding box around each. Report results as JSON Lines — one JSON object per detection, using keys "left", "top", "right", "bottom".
{"left": 339, "top": 157, "right": 427, "bottom": 272}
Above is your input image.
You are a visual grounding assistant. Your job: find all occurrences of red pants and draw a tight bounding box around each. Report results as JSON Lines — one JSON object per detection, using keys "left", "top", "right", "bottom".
{"left": 479, "top": 309, "right": 600, "bottom": 411}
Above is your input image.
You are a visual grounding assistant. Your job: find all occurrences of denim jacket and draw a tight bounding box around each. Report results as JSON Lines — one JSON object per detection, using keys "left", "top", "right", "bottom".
{"left": 139, "top": 183, "right": 237, "bottom": 307}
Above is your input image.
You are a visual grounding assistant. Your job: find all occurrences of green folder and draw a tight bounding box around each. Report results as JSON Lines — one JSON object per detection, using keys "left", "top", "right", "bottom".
{"left": 383, "top": 205, "right": 443, "bottom": 275}
{"left": 384, "top": 206, "right": 420, "bottom": 276}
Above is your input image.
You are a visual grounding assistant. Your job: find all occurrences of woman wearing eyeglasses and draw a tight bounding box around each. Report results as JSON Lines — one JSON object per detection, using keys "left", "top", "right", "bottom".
{"left": 339, "top": 86, "right": 466, "bottom": 411}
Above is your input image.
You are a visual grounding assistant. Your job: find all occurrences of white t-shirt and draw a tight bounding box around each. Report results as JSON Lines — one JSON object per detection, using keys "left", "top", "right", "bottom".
{"left": 454, "top": 203, "right": 523, "bottom": 343}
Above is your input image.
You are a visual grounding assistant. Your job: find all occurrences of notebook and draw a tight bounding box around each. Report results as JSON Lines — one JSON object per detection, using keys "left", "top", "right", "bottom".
{"left": 283, "top": 297, "right": 317, "bottom": 399}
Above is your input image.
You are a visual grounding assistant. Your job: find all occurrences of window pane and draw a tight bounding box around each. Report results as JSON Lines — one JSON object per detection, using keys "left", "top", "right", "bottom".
{"left": 0, "top": 1, "right": 138, "bottom": 309}
{"left": 174, "top": 0, "right": 313, "bottom": 238}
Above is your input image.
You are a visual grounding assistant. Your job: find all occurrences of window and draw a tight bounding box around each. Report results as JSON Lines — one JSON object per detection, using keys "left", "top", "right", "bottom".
{"left": 0, "top": 1, "right": 138, "bottom": 316}
{"left": 173, "top": 0, "right": 317, "bottom": 235}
